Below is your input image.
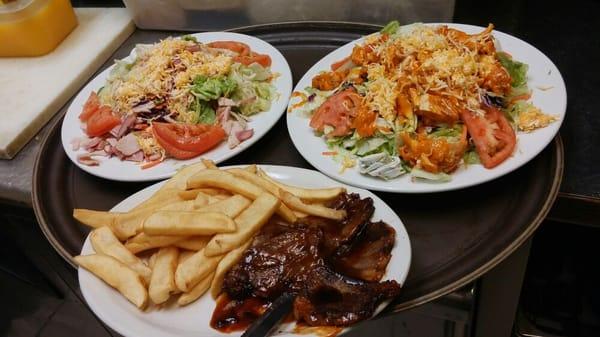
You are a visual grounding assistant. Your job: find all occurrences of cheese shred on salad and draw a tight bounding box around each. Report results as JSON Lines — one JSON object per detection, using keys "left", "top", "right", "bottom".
{"left": 292, "top": 22, "right": 558, "bottom": 182}
{"left": 73, "top": 36, "right": 276, "bottom": 167}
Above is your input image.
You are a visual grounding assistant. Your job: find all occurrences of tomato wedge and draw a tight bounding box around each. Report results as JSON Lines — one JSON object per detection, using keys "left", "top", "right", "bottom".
{"left": 309, "top": 89, "right": 361, "bottom": 137}
{"left": 152, "top": 123, "right": 226, "bottom": 160}
{"left": 80, "top": 91, "right": 100, "bottom": 122}
{"left": 207, "top": 41, "right": 250, "bottom": 56}
{"left": 460, "top": 105, "right": 516, "bottom": 169}
{"left": 233, "top": 53, "right": 272, "bottom": 67}
{"left": 86, "top": 106, "right": 120, "bottom": 137}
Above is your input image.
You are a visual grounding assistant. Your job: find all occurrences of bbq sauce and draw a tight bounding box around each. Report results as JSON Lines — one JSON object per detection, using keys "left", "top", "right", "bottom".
{"left": 210, "top": 294, "right": 271, "bottom": 332}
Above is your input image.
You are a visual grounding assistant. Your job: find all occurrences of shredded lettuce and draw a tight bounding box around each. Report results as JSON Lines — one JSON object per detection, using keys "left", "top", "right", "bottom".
{"left": 497, "top": 52, "right": 528, "bottom": 88}
{"left": 181, "top": 35, "right": 198, "bottom": 43}
{"left": 229, "top": 63, "right": 275, "bottom": 115}
{"left": 381, "top": 20, "right": 400, "bottom": 35}
{"left": 190, "top": 75, "right": 236, "bottom": 101}
{"left": 463, "top": 150, "right": 480, "bottom": 165}
{"left": 411, "top": 168, "right": 452, "bottom": 182}
{"left": 190, "top": 98, "right": 216, "bottom": 124}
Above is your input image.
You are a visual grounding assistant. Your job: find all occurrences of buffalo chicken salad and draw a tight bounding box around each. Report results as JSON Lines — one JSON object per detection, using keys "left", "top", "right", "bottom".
{"left": 73, "top": 36, "right": 276, "bottom": 168}
{"left": 290, "top": 22, "right": 558, "bottom": 182}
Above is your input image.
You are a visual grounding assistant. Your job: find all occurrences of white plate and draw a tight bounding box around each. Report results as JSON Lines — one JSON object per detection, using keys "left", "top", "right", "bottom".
{"left": 78, "top": 165, "right": 412, "bottom": 337}
{"left": 62, "top": 32, "right": 292, "bottom": 182}
{"left": 286, "top": 23, "right": 567, "bottom": 193}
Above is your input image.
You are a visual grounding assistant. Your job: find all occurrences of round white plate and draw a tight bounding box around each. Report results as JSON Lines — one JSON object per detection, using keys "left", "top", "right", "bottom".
{"left": 287, "top": 23, "right": 567, "bottom": 193}
{"left": 62, "top": 32, "right": 292, "bottom": 182}
{"left": 78, "top": 165, "right": 412, "bottom": 337}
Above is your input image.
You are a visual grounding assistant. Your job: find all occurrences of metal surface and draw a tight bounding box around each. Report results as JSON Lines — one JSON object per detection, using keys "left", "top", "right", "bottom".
{"left": 33, "top": 22, "right": 563, "bottom": 313}
{"left": 121, "top": 0, "right": 455, "bottom": 31}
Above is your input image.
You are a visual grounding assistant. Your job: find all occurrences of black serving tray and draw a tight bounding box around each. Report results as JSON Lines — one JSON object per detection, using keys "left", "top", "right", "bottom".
{"left": 33, "top": 22, "right": 563, "bottom": 313}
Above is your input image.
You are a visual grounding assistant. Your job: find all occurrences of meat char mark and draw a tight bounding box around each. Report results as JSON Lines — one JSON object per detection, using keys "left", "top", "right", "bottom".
{"left": 293, "top": 265, "right": 402, "bottom": 326}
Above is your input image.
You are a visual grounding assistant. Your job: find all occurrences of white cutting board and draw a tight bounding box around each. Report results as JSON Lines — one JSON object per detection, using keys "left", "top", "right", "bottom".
{"left": 0, "top": 8, "right": 134, "bottom": 159}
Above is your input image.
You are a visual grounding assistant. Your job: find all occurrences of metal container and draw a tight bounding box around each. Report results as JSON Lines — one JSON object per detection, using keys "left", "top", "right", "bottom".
{"left": 122, "top": 0, "right": 455, "bottom": 31}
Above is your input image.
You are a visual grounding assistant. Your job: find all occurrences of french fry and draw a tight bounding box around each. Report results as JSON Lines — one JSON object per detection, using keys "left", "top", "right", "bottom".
{"left": 178, "top": 272, "right": 214, "bottom": 306}
{"left": 75, "top": 254, "right": 148, "bottom": 309}
{"left": 187, "top": 170, "right": 296, "bottom": 223}
{"left": 90, "top": 227, "right": 152, "bottom": 284}
{"left": 194, "top": 192, "right": 209, "bottom": 208}
{"left": 125, "top": 233, "right": 185, "bottom": 254}
{"left": 160, "top": 161, "right": 207, "bottom": 191}
{"left": 149, "top": 247, "right": 179, "bottom": 304}
{"left": 131, "top": 188, "right": 182, "bottom": 212}
{"left": 195, "top": 194, "right": 251, "bottom": 218}
{"left": 257, "top": 167, "right": 345, "bottom": 202}
{"left": 73, "top": 209, "right": 147, "bottom": 240}
{"left": 204, "top": 193, "right": 279, "bottom": 257}
{"left": 174, "top": 236, "right": 210, "bottom": 251}
{"left": 293, "top": 210, "right": 308, "bottom": 218}
{"left": 178, "top": 250, "right": 196, "bottom": 265}
{"left": 143, "top": 211, "right": 236, "bottom": 236}
{"left": 178, "top": 188, "right": 231, "bottom": 200}
{"left": 279, "top": 190, "right": 346, "bottom": 220}
{"left": 175, "top": 248, "right": 222, "bottom": 292}
{"left": 210, "top": 240, "right": 251, "bottom": 298}
{"left": 201, "top": 159, "right": 218, "bottom": 169}
{"left": 227, "top": 168, "right": 281, "bottom": 197}
{"left": 158, "top": 200, "right": 196, "bottom": 212}
{"left": 244, "top": 164, "right": 257, "bottom": 174}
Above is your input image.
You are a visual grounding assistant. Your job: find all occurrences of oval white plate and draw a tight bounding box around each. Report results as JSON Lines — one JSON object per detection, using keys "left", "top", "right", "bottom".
{"left": 62, "top": 32, "right": 292, "bottom": 182}
{"left": 78, "top": 165, "right": 411, "bottom": 337}
{"left": 287, "top": 23, "right": 567, "bottom": 193}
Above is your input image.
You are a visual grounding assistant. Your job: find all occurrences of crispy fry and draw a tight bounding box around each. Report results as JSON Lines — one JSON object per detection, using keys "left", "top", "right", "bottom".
{"left": 160, "top": 161, "right": 207, "bottom": 191}
{"left": 201, "top": 159, "right": 218, "bottom": 169}
{"left": 178, "top": 272, "right": 214, "bottom": 306}
{"left": 257, "top": 167, "right": 345, "bottom": 202}
{"left": 194, "top": 192, "right": 209, "bottom": 208}
{"left": 195, "top": 195, "right": 251, "bottom": 218}
{"left": 187, "top": 170, "right": 296, "bottom": 223}
{"left": 244, "top": 164, "right": 257, "bottom": 174}
{"left": 73, "top": 209, "right": 147, "bottom": 241}
{"left": 178, "top": 250, "right": 196, "bottom": 265}
{"left": 143, "top": 211, "right": 236, "bottom": 236}
{"left": 279, "top": 190, "right": 346, "bottom": 220}
{"left": 131, "top": 188, "right": 182, "bottom": 212}
{"left": 148, "top": 247, "right": 179, "bottom": 304}
{"left": 174, "top": 236, "right": 210, "bottom": 251}
{"left": 204, "top": 193, "right": 279, "bottom": 257}
{"left": 125, "top": 233, "right": 184, "bottom": 254}
{"left": 90, "top": 227, "right": 152, "bottom": 284}
{"left": 175, "top": 248, "right": 222, "bottom": 292}
{"left": 75, "top": 254, "right": 148, "bottom": 309}
{"left": 293, "top": 210, "right": 308, "bottom": 218}
{"left": 178, "top": 188, "right": 232, "bottom": 200}
{"left": 210, "top": 240, "right": 251, "bottom": 298}
{"left": 158, "top": 200, "right": 196, "bottom": 212}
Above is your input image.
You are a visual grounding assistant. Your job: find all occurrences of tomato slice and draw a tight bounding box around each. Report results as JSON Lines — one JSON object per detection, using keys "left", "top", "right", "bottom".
{"left": 80, "top": 92, "right": 100, "bottom": 122}
{"left": 207, "top": 41, "right": 250, "bottom": 56}
{"left": 460, "top": 105, "right": 516, "bottom": 169}
{"left": 86, "top": 106, "right": 120, "bottom": 137}
{"left": 309, "top": 89, "right": 361, "bottom": 137}
{"left": 233, "top": 53, "right": 272, "bottom": 67}
{"left": 152, "top": 123, "right": 226, "bottom": 160}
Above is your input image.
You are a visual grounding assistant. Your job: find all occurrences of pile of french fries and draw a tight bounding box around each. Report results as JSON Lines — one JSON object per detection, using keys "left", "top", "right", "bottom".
{"left": 74, "top": 160, "right": 346, "bottom": 309}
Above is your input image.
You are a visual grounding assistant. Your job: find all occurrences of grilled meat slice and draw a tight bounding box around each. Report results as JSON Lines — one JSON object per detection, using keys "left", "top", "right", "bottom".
{"left": 331, "top": 221, "right": 396, "bottom": 282}
{"left": 298, "top": 193, "right": 374, "bottom": 256}
{"left": 293, "top": 265, "right": 402, "bottom": 326}
{"left": 223, "top": 219, "right": 323, "bottom": 300}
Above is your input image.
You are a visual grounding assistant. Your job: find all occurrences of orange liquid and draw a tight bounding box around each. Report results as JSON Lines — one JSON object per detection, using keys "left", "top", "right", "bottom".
{"left": 0, "top": 0, "right": 77, "bottom": 57}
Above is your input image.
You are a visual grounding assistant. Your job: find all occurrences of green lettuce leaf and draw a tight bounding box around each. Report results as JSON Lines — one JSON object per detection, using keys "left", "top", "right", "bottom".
{"left": 381, "top": 20, "right": 400, "bottom": 35}
{"left": 190, "top": 75, "right": 237, "bottom": 101}
{"left": 190, "top": 98, "right": 216, "bottom": 124}
{"left": 497, "top": 52, "right": 528, "bottom": 88}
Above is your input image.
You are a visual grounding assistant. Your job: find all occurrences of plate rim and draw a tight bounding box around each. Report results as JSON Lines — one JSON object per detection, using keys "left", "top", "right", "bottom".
{"left": 286, "top": 22, "right": 567, "bottom": 193}
{"left": 76, "top": 164, "right": 412, "bottom": 337}
{"left": 60, "top": 31, "right": 293, "bottom": 182}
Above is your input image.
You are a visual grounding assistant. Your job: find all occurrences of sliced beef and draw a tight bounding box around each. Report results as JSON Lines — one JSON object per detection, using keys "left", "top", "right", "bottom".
{"left": 297, "top": 193, "right": 374, "bottom": 256}
{"left": 331, "top": 221, "right": 396, "bottom": 282}
{"left": 223, "top": 220, "right": 323, "bottom": 300}
{"left": 293, "top": 265, "right": 402, "bottom": 326}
